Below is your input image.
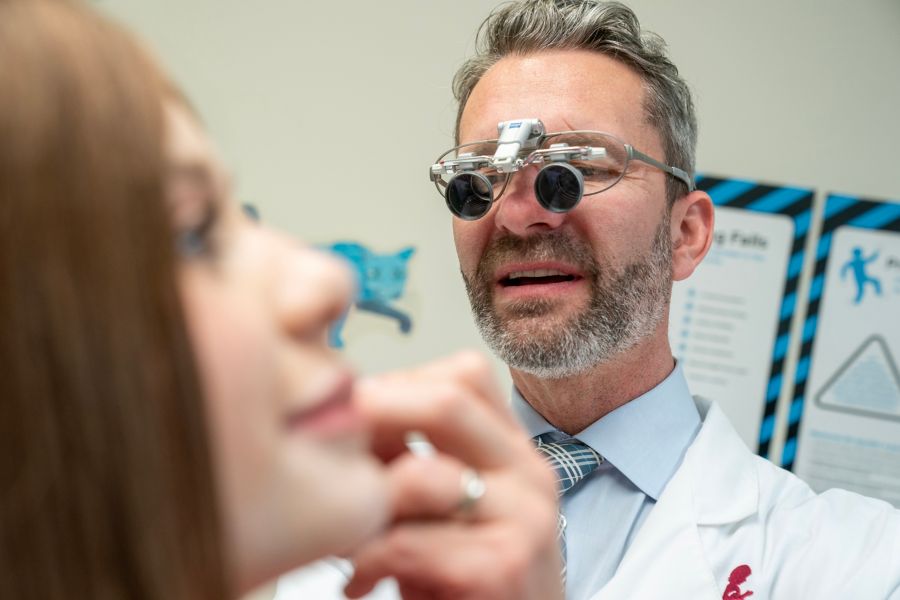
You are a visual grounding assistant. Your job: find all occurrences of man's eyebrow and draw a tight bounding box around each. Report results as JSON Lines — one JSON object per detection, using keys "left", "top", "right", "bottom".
{"left": 457, "top": 141, "right": 498, "bottom": 157}
{"left": 544, "top": 132, "right": 608, "bottom": 146}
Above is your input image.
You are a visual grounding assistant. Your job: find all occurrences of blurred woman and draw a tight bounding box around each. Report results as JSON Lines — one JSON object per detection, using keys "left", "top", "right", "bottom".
{"left": 1, "top": 1, "right": 230, "bottom": 596}
{"left": 0, "top": 1, "right": 560, "bottom": 598}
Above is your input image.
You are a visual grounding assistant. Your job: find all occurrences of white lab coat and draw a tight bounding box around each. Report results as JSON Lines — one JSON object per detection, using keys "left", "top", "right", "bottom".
{"left": 595, "top": 397, "right": 900, "bottom": 599}
{"left": 276, "top": 398, "right": 900, "bottom": 599}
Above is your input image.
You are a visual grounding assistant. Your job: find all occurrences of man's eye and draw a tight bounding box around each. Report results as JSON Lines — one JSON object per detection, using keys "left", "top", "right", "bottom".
{"left": 477, "top": 169, "right": 506, "bottom": 187}
{"left": 576, "top": 163, "right": 618, "bottom": 181}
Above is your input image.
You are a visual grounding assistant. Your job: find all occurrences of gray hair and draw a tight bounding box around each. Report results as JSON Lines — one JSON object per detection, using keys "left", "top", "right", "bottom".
{"left": 452, "top": 0, "right": 697, "bottom": 201}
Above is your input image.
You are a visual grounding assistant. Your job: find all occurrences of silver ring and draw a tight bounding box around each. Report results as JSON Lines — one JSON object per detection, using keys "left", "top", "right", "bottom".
{"left": 457, "top": 468, "right": 486, "bottom": 516}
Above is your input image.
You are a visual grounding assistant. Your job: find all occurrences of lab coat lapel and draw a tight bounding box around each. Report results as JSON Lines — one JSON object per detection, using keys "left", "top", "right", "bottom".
{"left": 690, "top": 399, "right": 759, "bottom": 527}
{"left": 590, "top": 398, "right": 759, "bottom": 600}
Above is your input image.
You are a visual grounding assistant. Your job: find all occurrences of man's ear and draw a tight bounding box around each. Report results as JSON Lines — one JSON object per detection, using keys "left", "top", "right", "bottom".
{"left": 670, "top": 190, "right": 714, "bottom": 282}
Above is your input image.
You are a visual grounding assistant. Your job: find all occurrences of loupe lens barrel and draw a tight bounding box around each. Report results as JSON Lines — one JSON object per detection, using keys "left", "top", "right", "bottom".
{"left": 445, "top": 172, "right": 494, "bottom": 220}
{"left": 534, "top": 163, "right": 584, "bottom": 213}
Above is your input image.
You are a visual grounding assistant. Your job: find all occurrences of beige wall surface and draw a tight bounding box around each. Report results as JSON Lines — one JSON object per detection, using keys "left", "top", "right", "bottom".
{"left": 95, "top": 0, "right": 900, "bottom": 455}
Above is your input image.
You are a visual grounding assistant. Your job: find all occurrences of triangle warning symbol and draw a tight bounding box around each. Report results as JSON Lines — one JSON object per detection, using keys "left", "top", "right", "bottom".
{"left": 815, "top": 336, "right": 900, "bottom": 421}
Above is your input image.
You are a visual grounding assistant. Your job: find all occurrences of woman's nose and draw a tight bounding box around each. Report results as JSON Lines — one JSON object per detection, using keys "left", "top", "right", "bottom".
{"left": 274, "top": 244, "right": 355, "bottom": 342}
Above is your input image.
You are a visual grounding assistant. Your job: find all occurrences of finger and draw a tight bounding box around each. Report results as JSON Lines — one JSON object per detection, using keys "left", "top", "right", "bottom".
{"left": 345, "top": 523, "right": 516, "bottom": 600}
{"left": 402, "top": 351, "right": 512, "bottom": 424}
{"left": 362, "top": 410, "right": 411, "bottom": 463}
{"left": 357, "top": 376, "right": 530, "bottom": 470}
{"left": 348, "top": 522, "right": 563, "bottom": 600}
{"left": 355, "top": 351, "right": 518, "bottom": 463}
{"left": 361, "top": 351, "right": 514, "bottom": 426}
{"left": 397, "top": 583, "right": 433, "bottom": 600}
{"left": 385, "top": 453, "right": 493, "bottom": 522}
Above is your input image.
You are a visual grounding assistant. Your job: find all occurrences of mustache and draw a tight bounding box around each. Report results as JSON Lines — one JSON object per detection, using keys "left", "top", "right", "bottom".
{"left": 475, "top": 230, "right": 600, "bottom": 280}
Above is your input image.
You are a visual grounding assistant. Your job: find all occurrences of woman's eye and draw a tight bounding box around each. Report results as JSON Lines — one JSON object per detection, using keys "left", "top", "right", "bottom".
{"left": 241, "top": 203, "right": 260, "bottom": 222}
{"left": 176, "top": 203, "right": 219, "bottom": 259}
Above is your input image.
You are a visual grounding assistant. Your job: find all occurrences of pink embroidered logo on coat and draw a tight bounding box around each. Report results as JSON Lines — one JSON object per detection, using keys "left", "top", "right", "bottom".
{"left": 722, "top": 564, "right": 753, "bottom": 599}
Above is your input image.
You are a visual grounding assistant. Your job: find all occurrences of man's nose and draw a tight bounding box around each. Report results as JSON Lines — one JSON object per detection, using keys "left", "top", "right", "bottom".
{"left": 492, "top": 165, "right": 568, "bottom": 236}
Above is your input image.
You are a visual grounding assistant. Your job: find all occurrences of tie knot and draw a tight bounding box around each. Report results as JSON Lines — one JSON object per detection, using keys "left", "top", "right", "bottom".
{"left": 533, "top": 433, "right": 604, "bottom": 497}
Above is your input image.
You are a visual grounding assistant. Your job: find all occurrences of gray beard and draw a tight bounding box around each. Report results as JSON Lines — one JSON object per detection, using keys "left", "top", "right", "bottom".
{"left": 462, "top": 216, "right": 672, "bottom": 379}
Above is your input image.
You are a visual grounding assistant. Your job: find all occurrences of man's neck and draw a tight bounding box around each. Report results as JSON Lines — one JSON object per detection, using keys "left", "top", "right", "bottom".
{"left": 511, "top": 332, "right": 676, "bottom": 435}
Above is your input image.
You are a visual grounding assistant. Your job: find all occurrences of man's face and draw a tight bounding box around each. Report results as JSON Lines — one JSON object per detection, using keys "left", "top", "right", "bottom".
{"left": 453, "top": 49, "right": 674, "bottom": 377}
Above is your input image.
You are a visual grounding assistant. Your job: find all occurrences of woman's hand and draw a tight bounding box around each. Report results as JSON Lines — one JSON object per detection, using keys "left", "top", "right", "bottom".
{"left": 345, "top": 352, "right": 562, "bottom": 600}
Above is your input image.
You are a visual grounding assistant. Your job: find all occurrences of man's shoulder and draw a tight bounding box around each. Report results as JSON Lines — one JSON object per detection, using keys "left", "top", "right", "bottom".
{"left": 740, "top": 454, "right": 900, "bottom": 597}
{"left": 748, "top": 450, "right": 898, "bottom": 525}
{"left": 687, "top": 403, "right": 900, "bottom": 597}
{"left": 690, "top": 399, "right": 898, "bottom": 525}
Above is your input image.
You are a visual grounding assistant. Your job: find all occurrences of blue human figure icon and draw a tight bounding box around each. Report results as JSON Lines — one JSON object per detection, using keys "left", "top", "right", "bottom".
{"left": 840, "top": 246, "right": 881, "bottom": 304}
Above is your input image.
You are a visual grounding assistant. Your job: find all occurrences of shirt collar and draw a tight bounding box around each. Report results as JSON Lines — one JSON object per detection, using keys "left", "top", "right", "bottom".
{"left": 510, "top": 362, "right": 700, "bottom": 500}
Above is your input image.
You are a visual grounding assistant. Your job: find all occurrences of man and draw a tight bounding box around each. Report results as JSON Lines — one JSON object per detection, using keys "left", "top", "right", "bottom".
{"left": 436, "top": 1, "right": 900, "bottom": 599}
{"left": 280, "top": 1, "right": 899, "bottom": 598}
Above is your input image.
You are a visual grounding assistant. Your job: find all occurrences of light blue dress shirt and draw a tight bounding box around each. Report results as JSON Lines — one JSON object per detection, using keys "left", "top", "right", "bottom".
{"left": 510, "top": 362, "right": 701, "bottom": 600}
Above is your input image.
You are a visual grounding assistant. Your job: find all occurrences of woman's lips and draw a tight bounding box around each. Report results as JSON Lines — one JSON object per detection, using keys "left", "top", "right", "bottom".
{"left": 284, "top": 372, "right": 364, "bottom": 438}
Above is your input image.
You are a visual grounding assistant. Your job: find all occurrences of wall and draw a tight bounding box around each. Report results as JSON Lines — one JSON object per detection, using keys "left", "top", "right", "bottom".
{"left": 97, "top": 0, "right": 900, "bottom": 461}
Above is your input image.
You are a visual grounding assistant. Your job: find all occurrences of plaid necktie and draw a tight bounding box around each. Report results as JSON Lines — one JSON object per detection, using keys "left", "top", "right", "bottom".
{"left": 533, "top": 433, "right": 604, "bottom": 581}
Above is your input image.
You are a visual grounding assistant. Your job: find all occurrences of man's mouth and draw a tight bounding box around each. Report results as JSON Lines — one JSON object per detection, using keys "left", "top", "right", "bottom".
{"left": 493, "top": 262, "right": 586, "bottom": 296}
{"left": 500, "top": 268, "right": 580, "bottom": 287}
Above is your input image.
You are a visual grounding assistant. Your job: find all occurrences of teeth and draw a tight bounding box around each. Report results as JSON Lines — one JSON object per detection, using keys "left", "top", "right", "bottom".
{"left": 507, "top": 269, "right": 568, "bottom": 279}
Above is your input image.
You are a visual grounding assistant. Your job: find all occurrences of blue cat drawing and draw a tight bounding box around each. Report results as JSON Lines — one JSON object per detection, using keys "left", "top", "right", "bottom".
{"left": 324, "top": 242, "right": 415, "bottom": 348}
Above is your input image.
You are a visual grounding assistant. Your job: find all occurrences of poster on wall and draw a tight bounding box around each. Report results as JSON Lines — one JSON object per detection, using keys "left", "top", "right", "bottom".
{"left": 785, "top": 195, "right": 900, "bottom": 507}
{"left": 323, "top": 241, "right": 417, "bottom": 349}
{"left": 669, "top": 175, "right": 813, "bottom": 457}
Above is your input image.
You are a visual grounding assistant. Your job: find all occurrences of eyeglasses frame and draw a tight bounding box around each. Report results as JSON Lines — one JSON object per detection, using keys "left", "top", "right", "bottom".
{"left": 429, "top": 130, "right": 695, "bottom": 209}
